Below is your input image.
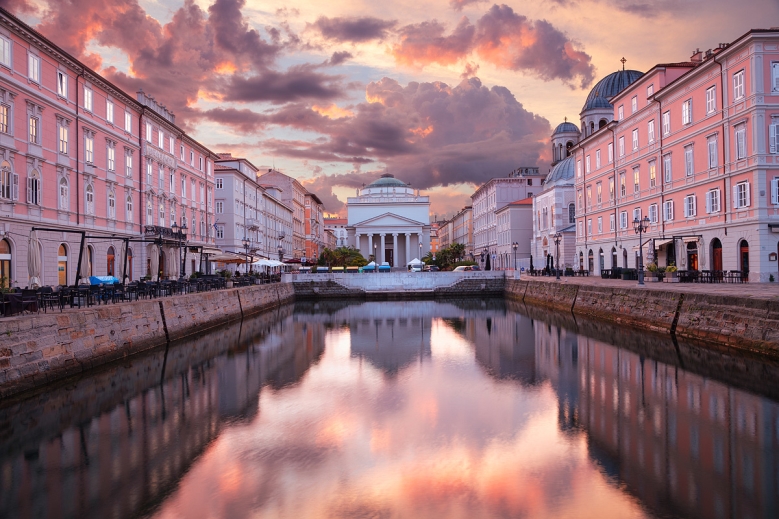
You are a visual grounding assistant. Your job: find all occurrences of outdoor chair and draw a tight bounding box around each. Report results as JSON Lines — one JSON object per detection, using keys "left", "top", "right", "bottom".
{"left": 38, "top": 286, "right": 59, "bottom": 313}
{"left": 20, "top": 289, "right": 39, "bottom": 314}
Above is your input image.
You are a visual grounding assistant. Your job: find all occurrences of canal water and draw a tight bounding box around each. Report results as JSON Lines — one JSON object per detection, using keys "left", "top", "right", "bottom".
{"left": 1, "top": 300, "right": 778, "bottom": 519}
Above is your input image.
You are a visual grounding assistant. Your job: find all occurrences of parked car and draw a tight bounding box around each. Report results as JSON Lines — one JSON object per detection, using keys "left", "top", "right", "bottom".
{"left": 469, "top": 265, "right": 481, "bottom": 271}
{"left": 453, "top": 265, "right": 474, "bottom": 272}
{"left": 423, "top": 265, "right": 439, "bottom": 272}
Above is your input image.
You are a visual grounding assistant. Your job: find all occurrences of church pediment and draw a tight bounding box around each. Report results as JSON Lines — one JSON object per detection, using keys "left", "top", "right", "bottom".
{"left": 353, "top": 212, "right": 425, "bottom": 228}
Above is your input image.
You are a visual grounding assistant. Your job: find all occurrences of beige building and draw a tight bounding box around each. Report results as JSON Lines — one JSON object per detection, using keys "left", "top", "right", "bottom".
{"left": 451, "top": 206, "right": 474, "bottom": 258}
{"left": 256, "top": 170, "right": 306, "bottom": 260}
{"left": 495, "top": 198, "right": 533, "bottom": 270}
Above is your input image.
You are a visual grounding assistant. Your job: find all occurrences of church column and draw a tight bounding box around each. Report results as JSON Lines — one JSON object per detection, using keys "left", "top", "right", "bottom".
{"left": 405, "top": 233, "right": 411, "bottom": 265}
{"left": 392, "top": 233, "right": 398, "bottom": 267}
{"left": 380, "top": 234, "right": 386, "bottom": 264}
{"left": 368, "top": 234, "right": 373, "bottom": 260}
{"left": 355, "top": 233, "right": 361, "bottom": 255}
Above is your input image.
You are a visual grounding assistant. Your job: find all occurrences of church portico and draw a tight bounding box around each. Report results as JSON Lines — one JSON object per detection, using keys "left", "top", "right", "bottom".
{"left": 353, "top": 227, "right": 425, "bottom": 266}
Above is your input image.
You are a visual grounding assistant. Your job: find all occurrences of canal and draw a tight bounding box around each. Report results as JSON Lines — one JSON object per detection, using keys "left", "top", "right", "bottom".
{"left": 1, "top": 300, "right": 778, "bottom": 519}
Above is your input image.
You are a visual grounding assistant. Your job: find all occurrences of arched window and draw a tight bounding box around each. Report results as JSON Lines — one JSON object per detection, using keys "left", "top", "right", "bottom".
{"left": 739, "top": 240, "right": 749, "bottom": 279}
{"left": 170, "top": 204, "right": 176, "bottom": 228}
{"left": 598, "top": 248, "right": 604, "bottom": 271}
{"left": 108, "top": 190, "right": 116, "bottom": 219}
{"left": 59, "top": 177, "right": 69, "bottom": 210}
{"left": 578, "top": 251, "right": 584, "bottom": 270}
{"left": 589, "top": 122, "right": 595, "bottom": 135}
{"left": 623, "top": 248, "right": 628, "bottom": 268}
{"left": 200, "top": 219, "right": 205, "bottom": 238}
{"left": 599, "top": 119, "right": 608, "bottom": 129}
{"left": 711, "top": 238, "right": 722, "bottom": 272}
{"left": 0, "top": 238, "right": 11, "bottom": 287}
{"left": 0, "top": 161, "right": 16, "bottom": 201}
{"left": 107, "top": 246, "right": 115, "bottom": 277}
{"left": 85, "top": 184, "right": 94, "bottom": 215}
{"left": 568, "top": 203, "right": 575, "bottom": 223}
{"left": 181, "top": 215, "right": 187, "bottom": 229}
{"left": 588, "top": 249, "right": 594, "bottom": 272}
{"left": 57, "top": 244, "right": 68, "bottom": 286}
{"left": 146, "top": 201, "right": 153, "bottom": 224}
{"left": 159, "top": 203, "right": 165, "bottom": 225}
{"left": 27, "top": 169, "right": 41, "bottom": 205}
{"left": 566, "top": 141, "right": 573, "bottom": 157}
{"left": 126, "top": 195, "right": 133, "bottom": 223}
{"left": 611, "top": 247, "right": 618, "bottom": 268}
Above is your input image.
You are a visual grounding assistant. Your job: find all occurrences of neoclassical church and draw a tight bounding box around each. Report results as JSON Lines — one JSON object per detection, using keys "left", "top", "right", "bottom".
{"left": 346, "top": 174, "right": 431, "bottom": 266}
{"left": 533, "top": 68, "right": 643, "bottom": 269}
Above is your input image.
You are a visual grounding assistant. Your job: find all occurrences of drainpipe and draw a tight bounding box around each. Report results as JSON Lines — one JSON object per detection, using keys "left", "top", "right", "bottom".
{"left": 75, "top": 70, "right": 83, "bottom": 226}
{"left": 608, "top": 123, "right": 618, "bottom": 253}
{"left": 713, "top": 53, "right": 729, "bottom": 237}
{"left": 651, "top": 96, "right": 664, "bottom": 265}
{"left": 138, "top": 107, "right": 145, "bottom": 231}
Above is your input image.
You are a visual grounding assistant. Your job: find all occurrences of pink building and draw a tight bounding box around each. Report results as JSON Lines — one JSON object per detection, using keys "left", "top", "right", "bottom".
{"left": 0, "top": 8, "right": 217, "bottom": 287}
{"left": 574, "top": 29, "right": 779, "bottom": 281}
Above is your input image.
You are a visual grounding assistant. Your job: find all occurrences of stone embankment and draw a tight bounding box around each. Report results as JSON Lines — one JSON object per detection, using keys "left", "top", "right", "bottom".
{"left": 0, "top": 283, "right": 293, "bottom": 398}
{"left": 506, "top": 278, "right": 779, "bottom": 356}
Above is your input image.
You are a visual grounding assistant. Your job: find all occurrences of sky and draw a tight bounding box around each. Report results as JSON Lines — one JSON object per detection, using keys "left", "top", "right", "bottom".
{"left": 3, "top": 0, "right": 777, "bottom": 217}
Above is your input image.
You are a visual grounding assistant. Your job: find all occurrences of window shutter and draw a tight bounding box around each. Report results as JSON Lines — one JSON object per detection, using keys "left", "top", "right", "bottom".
{"left": 706, "top": 191, "right": 712, "bottom": 214}
{"left": 36, "top": 179, "right": 41, "bottom": 205}
{"left": 26, "top": 176, "right": 31, "bottom": 204}
{"left": 771, "top": 125, "right": 777, "bottom": 154}
{"left": 745, "top": 182, "right": 751, "bottom": 207}
{"left": 772, "top": 178, "right": 779, "bottom": 205}
{"left": 692, "top": 195, "right": 697, "bottom": 217}
{"left": 733, "top": 186, "right": 739, "bottom": 209}
{"left": 12, "top": 173, "right": 18, "bottom": 200}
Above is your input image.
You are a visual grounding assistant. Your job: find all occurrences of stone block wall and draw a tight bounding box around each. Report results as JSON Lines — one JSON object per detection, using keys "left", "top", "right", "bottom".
{"left": 573, "top": 285, "right": 679, "bottom": 334}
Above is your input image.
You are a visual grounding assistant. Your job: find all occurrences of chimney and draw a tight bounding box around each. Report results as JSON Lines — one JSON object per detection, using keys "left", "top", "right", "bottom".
{"left": 690, "top": 48, "right": 703, "bottom": 62}
{"left": 704, "top": 49, "right": 713, "bottom": 60}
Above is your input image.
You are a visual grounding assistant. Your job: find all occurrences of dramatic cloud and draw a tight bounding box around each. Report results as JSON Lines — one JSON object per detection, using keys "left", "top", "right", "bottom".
{"left": 393, "top": 4, "right": 595, "bottom": 88}
{"left": 312, "top": 16, "right": 397, "bottom": 42}
{"left": 449, "top": 0, "right": 488, "bottom": 11}
{"left": 222, "top": 66, "right": 346, "bottom": 104}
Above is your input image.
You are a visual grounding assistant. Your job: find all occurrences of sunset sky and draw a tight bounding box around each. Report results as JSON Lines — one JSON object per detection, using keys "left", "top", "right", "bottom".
{"left": 5, "top": 0, "right": 777, "bottom": 217}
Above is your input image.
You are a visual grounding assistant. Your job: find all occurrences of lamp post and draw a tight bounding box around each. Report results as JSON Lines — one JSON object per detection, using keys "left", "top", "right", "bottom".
{"left": 553, "top": 232, "right": 562, "bottom": 280}
{"left": 277, "top": 243, "right": 284, "bottom": 262}
{"left": 172, "top": 222, "right": 187, "bottom": 279}
{"left": 633, "top": 216, "right": 650, "bottom": 286}
{"left": 373, "top": 243, "right": 377, "bottom": 273}
{"left": 242, "top": 236, "right": 250, "bottom": 275}
{"left": 512, "top": 242, "right": 518, "bottom": 271}
{"left": 480, "top": 248, "right": 485, "bottom": 267}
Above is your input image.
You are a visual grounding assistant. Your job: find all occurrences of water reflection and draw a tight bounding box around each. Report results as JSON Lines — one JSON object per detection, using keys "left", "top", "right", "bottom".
{"left": 0, "top": 300, "right": 778, "bottom": 518}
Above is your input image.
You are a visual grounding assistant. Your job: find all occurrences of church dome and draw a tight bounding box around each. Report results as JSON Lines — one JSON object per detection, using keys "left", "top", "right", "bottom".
{"left": 544, "top": 155, "right": 575, "bottom": 185}
{"left": 581, "top": 69, "right": 643, "bottom": 113}
{"left": 367, "top": 173, "right": 408, "bottom": 188}
{"left": 553, "top": 121, "right": 580, "bottom": 135}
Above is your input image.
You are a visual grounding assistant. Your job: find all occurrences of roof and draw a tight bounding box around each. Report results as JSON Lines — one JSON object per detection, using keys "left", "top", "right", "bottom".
{"left": 552, "top": 121, "right": 580, "bottom": 135}
{"left": 305, "top": 191, "right": 323, "bottom": 205}
{"left": 509, "top": 197, "right": 534, "bottom": 206}
{"left": 544, "top": 155, "right": 575, "bottom": 184}
{"left": 324, "top": 218, "right": 347, "bottom": 225}
{"left": 582, "top": 69, "right": 643, "bottom": 113}
{"left": 366, "top": 173, "right": 408, "bottom": 188}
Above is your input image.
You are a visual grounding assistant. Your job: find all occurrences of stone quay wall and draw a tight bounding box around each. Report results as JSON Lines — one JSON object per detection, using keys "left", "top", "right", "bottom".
{"left": 0, "top": 283, "right": 294, "bottom": 398}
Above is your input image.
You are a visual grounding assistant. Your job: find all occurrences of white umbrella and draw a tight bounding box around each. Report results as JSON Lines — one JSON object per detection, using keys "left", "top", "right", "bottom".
{"left": 78, "top": 239, "right": 90, "bottom": 284}
{"left": 27, "top": 230, "right": 41, "bottom": 288}
{"left": 407, "top": 257, "right": 423, "bottom": 266}
{"left": 116, "top": 241, "right": 127, "bottom": 282}
{"left": 168, "top": 246, "right": 178, "bottom": 278}
{"left": 150, "top": 244, "right": 159, "bottom": 281}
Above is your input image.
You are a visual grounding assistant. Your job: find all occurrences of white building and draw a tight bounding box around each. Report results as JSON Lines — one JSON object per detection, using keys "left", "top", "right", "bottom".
{"left": 260, "top": 184, "right": 293, "bottom": 261}
{"left": 496, "top": 198, "right": 533, "bottom": 270}
{"left": 471, "top": 167, "right": 544, "bottom": 268}
{"left": 324, "top": 218, "right": 348, "bottom": 248}
{"left": 256, "top": 170, "right": 306, "bottom": 259}
{"left": 347, "top": 174, "right": 430, "bottom": 266}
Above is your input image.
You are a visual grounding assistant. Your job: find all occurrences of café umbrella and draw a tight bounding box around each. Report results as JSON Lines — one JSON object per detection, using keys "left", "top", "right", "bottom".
{"left": 149, "top": 244, "right": 159, "bottom": 282}
{"left": 27, "top": 230, "right": 41, "bottom": 288}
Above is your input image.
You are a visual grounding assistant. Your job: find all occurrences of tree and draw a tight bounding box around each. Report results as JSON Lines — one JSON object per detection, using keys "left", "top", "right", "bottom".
{"left": 318, "top": 246, "right": 368, "bottom": 267}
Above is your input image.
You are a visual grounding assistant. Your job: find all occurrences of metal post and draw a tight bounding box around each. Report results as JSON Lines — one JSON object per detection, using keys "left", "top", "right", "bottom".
{"left": 74, "top": 231, "right": 86, "bottom": 286}
{"left": 122, "top": 237, "right": 129, "bottom": 283}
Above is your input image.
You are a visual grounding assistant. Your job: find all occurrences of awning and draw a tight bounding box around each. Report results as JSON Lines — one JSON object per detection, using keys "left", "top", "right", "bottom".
{"left": 683, "top": 237, "right": 699, "bottom": 243}
{"left": 199, "top": 247, "right": 223, "bottom": 255}
{"left": 654, "top": 238, "right": 673, "bottom": 247}
{"left": 631, "top": 239, "right": 653, "bottom": 251}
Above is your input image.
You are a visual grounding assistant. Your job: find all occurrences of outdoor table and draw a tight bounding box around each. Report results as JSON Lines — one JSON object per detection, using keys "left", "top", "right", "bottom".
{"left": 2, "top": 293, "right": 25, "bottom": 316}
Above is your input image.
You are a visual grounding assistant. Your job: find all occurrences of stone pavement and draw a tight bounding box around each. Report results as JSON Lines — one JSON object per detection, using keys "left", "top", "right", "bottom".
{"left": 518, "top": 274, "right": 779, "bottom": 301}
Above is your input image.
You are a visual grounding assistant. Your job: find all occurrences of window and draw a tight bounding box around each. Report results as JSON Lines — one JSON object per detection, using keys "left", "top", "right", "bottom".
{"left": 85, "top": 184, "right": 94, "bottom": 215}
{"left": 707, "top": 136, "right": 718, "bottom": 169}
{"left": 216, "top": 201, "right": 223, "bottom": 214}
{"left": 58, "top": 125, "right": 68, "bottom": 154}
{"left": 631, "top": 96, "right": 637, "bottom": 113}
{"left": 773, "top": 62, "right": 779, "bottom": 92}
{"left": 647, "top": 120, "right": 655, "bottom": 143}
{"left": 664, "top": 200, "right": 674, "bottom": 221}
{"left": 735, "top": 126, "right": 747, "bottom": 159}
{"left": 28, "top": 53, "right": 40, "bottom": 83}
{"left": 662, "top": 111, "right": 670, "bottom": 135}
{"left": 586, "top": 186, "right": 592, "bottom": 207}
{"left": 107, "top": 144, "right": 115, "bottom": 172}
{"left": 126, "top": 195, "right": 133, "bottom": 222}
{"left": 26, "top": 170, "right": 41, "bottom": 205}
{"left": 568, "top": 203, "right": 575, "bottom": 223}
{"left": 124, "top": 112, "right": 132, "bottom": 132}
{"left": 733, "top": 181, "right": 750, "bottom": 209}
{"left": 648, "top": 204, "right": 658, "bottom": 223}
{"left": 216, "top": 225, "right": 224, "bottom": 239}
{"left": 733, "top": 70, "right": 744, "bottom": 101}
{"left": 684, "top": 146, "right": 694, "bottom": 177}
{"left": 577, "top": 160, "right": 582, "bottom": 178}
{"left": 125, "top": 150, "right": 133, "bottom": 177}
{"left": 59, "top": 178, "right": 68, "bottom": 210}
{"left": 608, "top": 143, "right": 614, "bottom": 163}
{"left": 684, "top": 195, "right": 697, "bottom": 218}
{"left": 609, "top": 214, "right": 615, "bottom": 231}
{"left": 159, "top": 203, "right": 165, "bottom": 224}
{"left": 57, "top": 71, "right": 67, "bottom": 98}
{"left": 771, "top": 178, "right": 779, "bottom": 205}
{"left": 169, "top": 136, "right": 174, "bottom": 153}
{"left": 181, "top": 177, "right": 187, "bottom": 200}
{"left": 106, "top": 100, "right": 113, "bottom": 123}
{"left": 83, "top": 86, "right": 93, "bottom": 111}
{"left": 647, "top": 84, "right": 654, "bottom": 98}
{"left": 632, "top": 129, "right": 639, "bottom": 150}
{"left": 596, "top": 150, "right": 601, "bottom": 169}
{"left": 169, "top": 172, "right": 174, "bottom": 193}
{"left": 190, "top": 151, "right": 194, "bottom": 166}
{"left": 618, "top": 105, "right": 624, "bottom": 120}
{"left": 146, "top": 201, "right": 153, "bottom": 224}
{"left": 771, "top": 123, "right": 779, "bottom": 153}
{"left": 597, "top": 216, "right": 603, "bottom": 234}
{"left": 28, "top": 115, "right": 39, "bottom": 144}
{"left": 706, "top": 188, "right": 721, "bottom": 213}
{"left": 145, "top": 122, "right": 152, "bottom": 143}
{"left": 180, "top": 145, "right": 185, "bottom": 161}
{"left": 216, "top": 177, "right": 223, "bottom": 189}
{"left": 609, "top": 177, "right": 615, "bottom": 200}
{"left": 587, "top": 219, "right": 592, "bottom": 236}
{"left": 146, "top": 159, "right": 152, "bottom": 185}
{"left": 596, "top": 182, "right": 602, "bottom": 203}
{"left": 199, "top": 157, "right": 203, "bottom": 171}
{"left": 682, "top": 99, "right": 692, "bottom": 125}
{"left": 632, "top": 208, "right": 641, "bottom": 225}
{"left": 649, "top": 160, "right": 656, "bottom": 188}
{"left": 706, "top": 86, "right": 716, "bottom": 113}
{"left": 0, "top": 36, "right": 10, "bottom": 68}
{"left": 0, "top": 165, "right": 16, "bottom": 201}
{"left": 619, "top": 136, "right": 625, "bottom": 157}
{"left": 157, "top": 129, "right": 164, "bottom": 148}
{"left": 663, "top": 154, "right": 672, "bottom": 183}
{"left": 577, "top": 189, "right": 583, "bottom": 210}
{"left": 586, "top": 155, "right": 591, "bottom": 173}
{"left": 108, "top": 191, "right": 116, "bottom": 219}
{"left": 81, "top": 133, "right": 94, "bottom": 165}
{"left": 158, "top": 165, "right": 164, "bottom": 188}
{"left": 633, "top": 168, "right": 640, "bottom": 193}
{"left": 0, "top": 104, "right": 7, "bottom": 134}
{"left": 620, "top": 172, "right": 626, "bottom": 197}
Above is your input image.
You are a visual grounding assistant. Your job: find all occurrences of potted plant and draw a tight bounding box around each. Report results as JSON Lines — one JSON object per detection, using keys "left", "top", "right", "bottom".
{"left": 664, "top": 263, "right": 679, "bottom": 283}
{"left": 222, "top": 269, "right": 234, "bottom": 288}
{"left": 645, "top": 262, "right": 659, "bottom": 282}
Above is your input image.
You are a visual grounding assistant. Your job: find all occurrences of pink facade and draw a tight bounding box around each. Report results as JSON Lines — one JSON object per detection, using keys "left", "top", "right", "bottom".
{"left": 574, "top": 30, "right": 779, "bottom": 281}
{"left": 0, "top": 9, "right": 216, "bottom": 287}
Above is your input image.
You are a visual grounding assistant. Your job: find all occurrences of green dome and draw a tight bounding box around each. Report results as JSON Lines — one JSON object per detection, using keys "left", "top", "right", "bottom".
{"left": 367, "top": 174, "right": 408, "bottom": 188}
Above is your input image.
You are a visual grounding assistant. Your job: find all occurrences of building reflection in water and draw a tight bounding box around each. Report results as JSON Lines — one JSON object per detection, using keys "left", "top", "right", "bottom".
{"left": 1, "top": 300, "right": 778, "bottom": 519}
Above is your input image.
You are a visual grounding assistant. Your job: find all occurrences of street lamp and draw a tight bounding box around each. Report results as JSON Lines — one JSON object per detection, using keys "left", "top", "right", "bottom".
{"left": 633, "top": 216, "right": 650, "bottom": 286}
{"left": 553, "top": 232, "right": 562, "bottom": 280}
{"left": 242, "top": 236, "right": 250, "bottom": 276}
{"left": 512, "top": 242, "right": 518, "bottom": 271}
{"left": 172, "top": 222, "right": 187, "bottom": 279}
{"left": 480, "top": 248, "right": 485, "bottom": 266}
{"left": 277, "top": 243, "right": 284, "bottom": 262}
{"left": 373, "top": 243, "right": 377, "bottom": 273}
